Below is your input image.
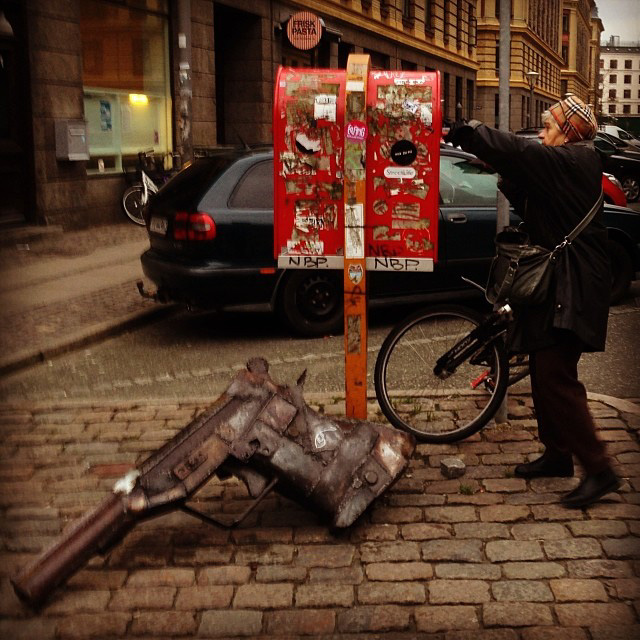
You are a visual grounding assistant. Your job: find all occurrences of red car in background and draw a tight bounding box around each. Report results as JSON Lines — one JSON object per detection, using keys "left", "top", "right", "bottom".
{"left": 602, "top": 173, "right": 628, "bottom": 207}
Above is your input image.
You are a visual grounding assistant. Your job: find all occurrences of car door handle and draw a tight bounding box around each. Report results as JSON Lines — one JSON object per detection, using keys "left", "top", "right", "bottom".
{"left": 447, "top": 213, "right": 467, "bottom": 223}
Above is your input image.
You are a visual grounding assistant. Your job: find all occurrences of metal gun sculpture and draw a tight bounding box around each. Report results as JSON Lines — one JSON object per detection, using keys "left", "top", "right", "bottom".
{"left": 12, "top": 357, "right": 415, "bottom": 607}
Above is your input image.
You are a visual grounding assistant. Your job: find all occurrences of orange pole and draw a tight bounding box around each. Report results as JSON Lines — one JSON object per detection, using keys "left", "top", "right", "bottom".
{"left": 343, "top": 54, "right": 370, "bottom": 420}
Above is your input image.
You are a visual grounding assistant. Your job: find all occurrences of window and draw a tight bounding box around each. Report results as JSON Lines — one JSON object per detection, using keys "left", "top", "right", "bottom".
{"left": 599, "top": 59, "right": 604, "bottom": 68}
{"left": 229, "top": 161, "right": 273, "bottom": 208}
{"left": 610, "top": 60, "right": 617, "bottom": 69}
{"left": 80, "top": 1, "right": 171, "bottom": 174}
{"left": 608, "top": 104, "right": 616, "bottom": 113}
{"left": 625, "top": 59, "right": 632, "bottom": 69}
{"left": 599, "top": 74, "right": 604, "bottom": 84}
{"left": 624, "top": 89, "right": 631, "bottom": 99}
{"left": 562, "top": 12, "right": 569, "bottom": 34}
{"left": 402, "top": 0, "right": 416, "bottom": 27}
{"left": 561, "top": 46, "right": 568, "bottom": 63}
{"left": 425, "top": 0, "right": 433, "bottom": 32}
{"left": 609, "top": 89, "right": 617, "bottom": 99}
{"left": 610, "top": 74, "right": 617, "bottom": 83}
{"left": 623, "top": 104, "right": 630, "bottom": 114}
{"left": 439, "top": 156, "right": 498, "bottom": 206}
{"left": 624, "top": 75, "right": 632, "bottom": 83}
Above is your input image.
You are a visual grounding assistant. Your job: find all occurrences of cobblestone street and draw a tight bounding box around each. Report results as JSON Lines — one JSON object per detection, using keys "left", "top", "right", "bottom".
{"left": 1, "top": 393, "right": 639, "bottom": 638}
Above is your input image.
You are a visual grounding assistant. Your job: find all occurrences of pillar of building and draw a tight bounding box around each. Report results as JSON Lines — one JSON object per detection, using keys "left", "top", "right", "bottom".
{"left": 27, "top": 0, "right": 89, "bottom": 227}
{"left": 189, "top": 0, "right": 216, "bottom": 151}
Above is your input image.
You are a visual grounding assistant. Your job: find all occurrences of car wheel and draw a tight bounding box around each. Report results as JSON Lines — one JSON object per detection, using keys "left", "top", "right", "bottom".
{"left": 608, "top": 239, "right": 634, "bottom": 305}
{"left": 278, "top": 270, "right": 343, "bottom": 337}
{"left": 621, "top": 175, "right": 640, "bottom": 202}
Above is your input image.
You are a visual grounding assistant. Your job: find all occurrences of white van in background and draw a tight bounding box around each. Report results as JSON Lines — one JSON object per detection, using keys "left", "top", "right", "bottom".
{"left": 599, "top": 125, "right": 640, "bottom": 149}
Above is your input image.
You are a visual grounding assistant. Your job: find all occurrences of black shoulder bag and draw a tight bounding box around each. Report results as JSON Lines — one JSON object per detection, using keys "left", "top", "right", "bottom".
{"left": 485, "top": 190, "right": 604, "bottom": 306}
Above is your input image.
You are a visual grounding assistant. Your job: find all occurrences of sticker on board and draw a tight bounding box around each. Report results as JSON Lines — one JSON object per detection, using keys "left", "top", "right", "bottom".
{"left": 348, "top": 263, "right": 364, "bottom": 284}
{"left": 390, "top": 139, "right": 417, "bottom": 166}
{"left": 346, "top": 120, "right": 368, "bottom": 142}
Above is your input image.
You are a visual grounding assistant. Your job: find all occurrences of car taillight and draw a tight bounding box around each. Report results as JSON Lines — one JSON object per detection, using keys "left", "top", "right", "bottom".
{"left": 173, "top": 212, "right": 216, "bottom": 241}
{"left": 174, "top": 212, "right": 188, "bottom": 240}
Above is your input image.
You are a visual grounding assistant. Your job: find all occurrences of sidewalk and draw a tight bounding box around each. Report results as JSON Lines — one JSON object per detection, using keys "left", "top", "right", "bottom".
{"left": 0, "top": 223, "right": 174, "bottom": 375}
{"left": 0, "top": 393, "right": 638, "bottom": 638}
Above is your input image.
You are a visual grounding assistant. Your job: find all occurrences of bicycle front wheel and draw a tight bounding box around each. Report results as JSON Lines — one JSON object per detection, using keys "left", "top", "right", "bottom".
{"left": 374, "top": 305, "right": 509, "bottom": 443}
{"left": 122, "top": 185, "right": 147, "bottom": 226}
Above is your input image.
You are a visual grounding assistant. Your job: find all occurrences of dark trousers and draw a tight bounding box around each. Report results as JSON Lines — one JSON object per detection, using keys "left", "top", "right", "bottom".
{"left": 529, "top": 334, "right": 609, "bottom": 474}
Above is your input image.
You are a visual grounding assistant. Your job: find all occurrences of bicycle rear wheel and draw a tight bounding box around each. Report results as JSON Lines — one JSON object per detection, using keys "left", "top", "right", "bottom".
{"left": 374, "top": 305, "right": 509, "bottom": 443}
{"left": 122, "top": 185, "right": 147, "bottom": 226}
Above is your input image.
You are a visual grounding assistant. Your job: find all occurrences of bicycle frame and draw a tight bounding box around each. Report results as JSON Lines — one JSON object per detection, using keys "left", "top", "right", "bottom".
{"left": 141, "top": 169, "right": 159, "bottom": 205}
{"left": 433, "top": 303, "right": 512, "bottom": 380}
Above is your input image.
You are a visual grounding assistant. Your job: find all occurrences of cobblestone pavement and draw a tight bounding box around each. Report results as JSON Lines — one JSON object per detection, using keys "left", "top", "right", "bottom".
{"left": 1, "top": 393, "right": 639, "bottom": 639}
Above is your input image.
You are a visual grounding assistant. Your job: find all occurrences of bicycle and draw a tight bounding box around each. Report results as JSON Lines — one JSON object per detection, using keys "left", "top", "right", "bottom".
{"left": 122, "top": 151, "right": 178, "bottom": 226}
{"left": 374, "top": 299, "right": 530, "bottom": 444}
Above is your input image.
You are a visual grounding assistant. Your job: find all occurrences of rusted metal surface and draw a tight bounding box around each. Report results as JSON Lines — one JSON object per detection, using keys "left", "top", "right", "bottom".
{"left": 11, "top": 357, "right": 414, "bottom": 607}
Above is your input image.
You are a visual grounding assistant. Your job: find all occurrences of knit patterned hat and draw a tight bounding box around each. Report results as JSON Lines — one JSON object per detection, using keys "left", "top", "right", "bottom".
{"left": 549, "top": 95, "right": 597, "bottom": 142}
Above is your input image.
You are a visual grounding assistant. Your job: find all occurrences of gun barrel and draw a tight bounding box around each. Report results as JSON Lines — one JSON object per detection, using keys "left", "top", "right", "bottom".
{"left": 11, "top": 492, "right": 133, "bottom": 608}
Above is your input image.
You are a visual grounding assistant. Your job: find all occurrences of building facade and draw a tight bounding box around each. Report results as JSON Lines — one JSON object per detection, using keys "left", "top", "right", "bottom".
{"left": 476, "top": 0, "right": 564, "bottom": 131}
{"left": 599, "top": 38, "right": 640, "bottom": 134}
{"left": 2, "top": 0, "right": 483, "bottom": 230}
{"left": 1, "top": 0, "right": 602, "bottom": 231}
{"left": 474, "top": 0, "right": 602, "bottom": 131}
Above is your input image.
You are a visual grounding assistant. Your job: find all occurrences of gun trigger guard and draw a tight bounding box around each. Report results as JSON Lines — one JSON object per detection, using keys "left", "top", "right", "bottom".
{"left": 179, "top": 476, "right": 278, "bottom": 529}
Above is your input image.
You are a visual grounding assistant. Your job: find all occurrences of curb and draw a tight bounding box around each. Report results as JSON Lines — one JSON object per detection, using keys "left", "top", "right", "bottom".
{"left": 0, "top": 304, "right": 178, "bottom": 378}
{"left": 587, "top": 391, "right": 640, "bottom": 415}
{"left": 0, "top": 389, "right": 637, "bottom": 415}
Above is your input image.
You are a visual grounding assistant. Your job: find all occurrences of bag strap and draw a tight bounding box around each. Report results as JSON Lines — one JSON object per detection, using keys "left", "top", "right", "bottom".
{"left": 551, "top": 189, "right": 603, "bottom": 255}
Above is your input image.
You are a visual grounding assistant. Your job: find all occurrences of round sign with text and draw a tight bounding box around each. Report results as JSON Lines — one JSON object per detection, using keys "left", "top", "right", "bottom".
{"left": 390, "top": 139, "right": 417, "bottom": 166}
{"left": 287, "top": 11, "right": 323, "bottom": 50}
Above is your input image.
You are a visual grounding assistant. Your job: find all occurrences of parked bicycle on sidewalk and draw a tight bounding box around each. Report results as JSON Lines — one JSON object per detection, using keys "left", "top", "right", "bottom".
{"left": 122, "top": 150, "right": 180, "bottom": 226}
{"left": 374, "top": 294, "right": 529, "bottom": 445}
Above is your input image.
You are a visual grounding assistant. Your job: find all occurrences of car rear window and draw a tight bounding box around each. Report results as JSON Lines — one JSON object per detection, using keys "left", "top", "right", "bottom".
{"left": 157, "top": 156, "right": 235, "bottom": 201}
{"left": 229, "top": 160, "right": 273, "bottom": 208}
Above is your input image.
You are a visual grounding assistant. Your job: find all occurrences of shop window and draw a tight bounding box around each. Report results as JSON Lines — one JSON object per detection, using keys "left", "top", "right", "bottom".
{"left": 80, "top": 1, "right": 171, "bottom": 174}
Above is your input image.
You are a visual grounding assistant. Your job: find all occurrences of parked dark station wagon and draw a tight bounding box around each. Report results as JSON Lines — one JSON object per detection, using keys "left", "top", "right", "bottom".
{"left": 141, "top": 146, "right": 640, "bottom": 337}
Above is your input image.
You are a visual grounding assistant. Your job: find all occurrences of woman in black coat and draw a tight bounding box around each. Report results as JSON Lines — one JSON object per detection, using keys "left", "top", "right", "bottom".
{"left": 445, "top": 95, "right": 620, "bottom": 508}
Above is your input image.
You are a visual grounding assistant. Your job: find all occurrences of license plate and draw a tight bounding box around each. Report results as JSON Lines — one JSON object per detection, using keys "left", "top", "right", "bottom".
{"left": 150, "top": 217, "right": 168, "bottom": 235}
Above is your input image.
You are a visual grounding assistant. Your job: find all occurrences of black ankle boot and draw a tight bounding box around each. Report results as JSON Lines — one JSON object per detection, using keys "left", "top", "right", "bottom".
{"left": 514, "top": 450, "right": 574, "bottom": 479}
{"left": 561, "top": 467, "right": 621, "bottom": 509}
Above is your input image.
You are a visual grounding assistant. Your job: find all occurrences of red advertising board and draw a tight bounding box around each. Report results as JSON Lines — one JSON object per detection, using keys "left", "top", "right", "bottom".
{"left": 274, "top": 66, "right": 440, "bottom": 271}
{"left": 365, "top": 70, "right": 440, "bottom": 271}
{"left": 273, "top": 67, "right": 346, "bottom": 268}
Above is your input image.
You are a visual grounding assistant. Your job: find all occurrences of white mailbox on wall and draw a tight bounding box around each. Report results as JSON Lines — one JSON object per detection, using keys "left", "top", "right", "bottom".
{"left": 55, "top": 120, "right": 90, "bottom": 161}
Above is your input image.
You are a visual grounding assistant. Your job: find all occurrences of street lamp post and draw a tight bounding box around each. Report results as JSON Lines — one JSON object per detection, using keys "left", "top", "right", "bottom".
{"left": 525, "top": 71, "right": 540, "bottom": 128}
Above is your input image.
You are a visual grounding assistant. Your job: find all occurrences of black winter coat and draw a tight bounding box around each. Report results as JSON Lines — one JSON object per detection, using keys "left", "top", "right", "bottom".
{"left": 458, "top": 124, "right": 610, "bottom": 353}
